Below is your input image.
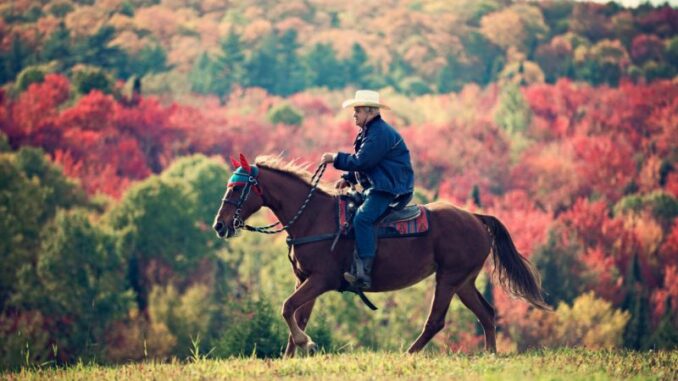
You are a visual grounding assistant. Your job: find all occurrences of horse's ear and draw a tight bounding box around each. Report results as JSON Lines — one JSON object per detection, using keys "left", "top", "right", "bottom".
{"left": 230, "top": 156, "right": 240, "bottom": 169}
{"left": 239, "top": 153, "right": 251, "bottom": 172}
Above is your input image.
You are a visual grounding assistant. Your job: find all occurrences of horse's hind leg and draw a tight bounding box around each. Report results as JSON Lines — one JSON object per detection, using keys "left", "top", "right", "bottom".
{"left": 407, "top": 271, "right": 465, "bottom": 353}
{"left": 283, "top": 298, "right": 316, "bottom": 358}
{"left": 457, "top": 281, "right": 497, "bottom": 353}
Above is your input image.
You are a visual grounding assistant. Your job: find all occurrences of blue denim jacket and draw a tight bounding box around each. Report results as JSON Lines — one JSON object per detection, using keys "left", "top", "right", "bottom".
{"left": 333, "top": 115, "right": 414, "bottom": 196}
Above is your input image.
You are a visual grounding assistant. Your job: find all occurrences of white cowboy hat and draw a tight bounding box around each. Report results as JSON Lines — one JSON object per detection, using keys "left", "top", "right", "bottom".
{"left": 341, "top": 90, "right": 390, "bottom": 110}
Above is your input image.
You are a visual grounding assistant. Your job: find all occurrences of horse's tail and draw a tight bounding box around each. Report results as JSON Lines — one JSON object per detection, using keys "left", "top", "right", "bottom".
{"left": 474, "top": 214, "right": 552, "bottom": 311}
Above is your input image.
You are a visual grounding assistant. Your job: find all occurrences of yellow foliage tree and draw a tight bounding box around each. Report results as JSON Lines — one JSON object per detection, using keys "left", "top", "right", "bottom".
{"left": 509, "top": 291, "right": 630, "bottom": 351}
{"left": 134, "top": 5, "right": 183, "bottom": 45}
{"left": 148, "top": 284, "right": 215, "bottom": 357}
{"left": 65, "top": 5, "right": 108, "bottom": 37}
{"left": 553, "top": 292, "right": 630, "bottom": 349}
{"left": 480, "top": 4, "right": 548, "bottom": 53}
{"left": 480, "top": 8, "right": 524, "bottom": 51}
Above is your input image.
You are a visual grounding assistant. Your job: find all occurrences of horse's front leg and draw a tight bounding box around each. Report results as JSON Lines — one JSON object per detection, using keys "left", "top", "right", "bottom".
{"left": 283, "top": 298, "right": 317, "bottom": 358}
{"left": 281, "top": 277, "right": 328, "bottom": 355}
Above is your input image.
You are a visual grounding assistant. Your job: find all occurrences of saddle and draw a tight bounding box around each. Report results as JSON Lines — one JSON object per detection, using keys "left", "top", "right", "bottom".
{"left": 338, "top": 191, "right": 430, "bottom": 238}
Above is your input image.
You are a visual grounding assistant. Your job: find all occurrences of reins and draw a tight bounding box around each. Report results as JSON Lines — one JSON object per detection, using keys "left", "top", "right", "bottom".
{"left": 241, "top": 162, "right": 328, "bottom": 234}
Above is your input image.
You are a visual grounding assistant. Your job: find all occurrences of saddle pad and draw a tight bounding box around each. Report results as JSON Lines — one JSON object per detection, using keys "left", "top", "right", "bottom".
{"left": 338, "top": 199, "right": 430, "bottom": 238}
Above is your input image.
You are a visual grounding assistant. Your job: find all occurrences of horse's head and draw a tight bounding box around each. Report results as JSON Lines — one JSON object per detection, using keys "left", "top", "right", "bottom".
{"left": 213, "top": 154, "right": 265, "bottom": 239}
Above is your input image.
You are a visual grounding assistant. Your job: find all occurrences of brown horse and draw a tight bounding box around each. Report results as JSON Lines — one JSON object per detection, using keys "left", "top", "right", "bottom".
{"left": 213, "top": 155, "right": 550, "bottom": 357}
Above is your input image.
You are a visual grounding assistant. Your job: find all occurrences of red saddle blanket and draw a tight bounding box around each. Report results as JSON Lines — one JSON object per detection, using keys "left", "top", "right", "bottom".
{"left": 338, "top": 199, "right": 430, "bottom": 238}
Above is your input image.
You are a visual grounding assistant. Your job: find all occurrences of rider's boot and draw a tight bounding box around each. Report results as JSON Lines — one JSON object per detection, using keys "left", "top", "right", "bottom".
{"left": 344, "top": 252, "right": 374, "bottom": 289}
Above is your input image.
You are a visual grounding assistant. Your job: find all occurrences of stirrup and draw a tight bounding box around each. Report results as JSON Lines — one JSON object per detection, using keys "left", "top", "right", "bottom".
{"left": 344, "top": 272, "right": 371, "bottom": 289}
{"left": 343, "top": 269, "right": 361, "bottom": 286}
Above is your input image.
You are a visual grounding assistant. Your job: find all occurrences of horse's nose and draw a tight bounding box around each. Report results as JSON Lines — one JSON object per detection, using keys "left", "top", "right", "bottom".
{"left": 213, "top": 221, "right": 224, "bottom": 232}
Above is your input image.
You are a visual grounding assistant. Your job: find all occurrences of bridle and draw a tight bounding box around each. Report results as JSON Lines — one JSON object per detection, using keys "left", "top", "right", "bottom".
{"left": 223, "top": 166, "right": 263, "bottom": 231}
{"left": 222, "top": 162, "right": 328, "bottom": 235}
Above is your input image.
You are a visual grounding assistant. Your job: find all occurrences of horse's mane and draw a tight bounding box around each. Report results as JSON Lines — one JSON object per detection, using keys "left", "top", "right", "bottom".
{"left": 255, "top": 155, "right": 337, "bottom": 197}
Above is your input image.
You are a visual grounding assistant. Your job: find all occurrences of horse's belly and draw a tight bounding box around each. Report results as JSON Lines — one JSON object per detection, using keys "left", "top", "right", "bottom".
{"left": 369, "top": 239, "right": 436, "bottom": 292}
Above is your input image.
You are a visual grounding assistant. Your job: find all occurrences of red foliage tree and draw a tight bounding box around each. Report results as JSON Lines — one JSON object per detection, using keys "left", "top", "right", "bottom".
{"left": 557, "top": 197, "right": 668, "bottom": 303}
{"left": 113, "top": 98, "right": 181, "bottom": 172}
{"left": 650, "top": 265, "right": 678, "bottom": 323}
{"left": 631, "top": 34, "right": 665, "bottom": 63}
{"left": 636, "top": 6, "right": 678, "bottom": 38}
{"left": 485, "top": 190, "right": 554, "bottom": 258}
{"left": 6, "top": 74, "right": 70, "bottom": 148}
{"left": 659, "top": 221, "right": 678, "bottom": 268}
{"left": 523, "top": 79, "right": 592, "bottom": 141}
{"left": 570, "top": 134, "right": 636, "bottom": 202}
{"left": 405, "top": 119, "right": 511, "bottom": 202}
{"left": 509, "top": 142, "right": 581, "bottom": 211}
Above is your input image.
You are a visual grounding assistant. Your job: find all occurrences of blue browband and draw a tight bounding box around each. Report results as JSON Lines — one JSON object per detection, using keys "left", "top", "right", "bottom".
{"left": 228, "top": 165, "right": 259, "bottom": 188}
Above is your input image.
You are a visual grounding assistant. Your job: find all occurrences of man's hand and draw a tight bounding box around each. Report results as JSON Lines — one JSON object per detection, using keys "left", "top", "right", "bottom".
{"left": 334, "top": 179, "right": 351, "bottom": 189}
{"left": 321, "top": 152, "right": 336, "bottom": 165}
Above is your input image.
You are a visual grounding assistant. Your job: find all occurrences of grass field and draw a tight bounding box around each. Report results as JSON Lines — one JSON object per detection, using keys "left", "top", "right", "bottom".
{"left": 4, "top": 349, "right": 677, "bottom": 381}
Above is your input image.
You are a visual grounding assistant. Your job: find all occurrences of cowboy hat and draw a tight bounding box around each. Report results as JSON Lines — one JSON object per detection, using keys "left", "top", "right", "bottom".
{"left": 341, "top": 90, "right": 390, "bottom": 110}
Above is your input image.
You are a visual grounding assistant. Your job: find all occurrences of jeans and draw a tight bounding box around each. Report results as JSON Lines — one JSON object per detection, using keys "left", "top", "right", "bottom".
{"left": 354, "top": 190, "right": 395, "bottom": 259}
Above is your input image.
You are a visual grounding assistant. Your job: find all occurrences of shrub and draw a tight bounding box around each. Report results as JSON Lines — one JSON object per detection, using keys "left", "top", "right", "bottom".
{"left": 267, "top": 103, "right": 303, "bottom": 126}
{"left": 47, "top": 0, "right": 74, "bottom": 17}
{"left": 214, "top": 298, "right": 286, "bottom": 358}
{"left": 148, "top": 284, "right": 215, "bottom": 358}
{"left": 72, "top": 66, "right": 114, "bottom": 95}
{"left": 16, "top": 66, "right": 46, "bottom": 92}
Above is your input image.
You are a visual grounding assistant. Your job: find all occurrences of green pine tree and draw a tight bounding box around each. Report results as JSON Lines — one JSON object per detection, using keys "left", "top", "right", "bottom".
{"left": 6, "top": 35, "right": 34, "bottom": 83}
{"left": 41, "top": 22, "right": 72, "bottom": 70}
{"left": 131, "top": 44, "right": 170, "bottom": 77}
{"left": 385, "top": 53, "right": 412, "bottom": 93}
{"left": 304, "top": 43, "right": 344, "bottom": 89}
{"left": 74, "top": 26, "right": 128, "bottom": 76}
{"left": 276, "top": 29, "right": 307, "bottom": 95}
{"left": 470, "top": 184, "right": 482, "bottom": 207}
{"left": 532, "top": 228, "right": 583, "bottom": 306}
{"left": 345, "top": 43, "right": 377, "bottom": 88}
{"left": 646, "top": 299, "right": 678, "bottom": 350}
{"left": 462, "top": 30, "right": 503, "bottom": 85}
{"left": 213, "top": 29, "right": 245, "bottom": 103}
{"left": 189, "top": 53, "right": 215, "bottom": 94}
{"left": 622, "top": 254, "right": 651, "bottom": 349}
{"left": 495, "top": 84, "right": 531, "bottom": 135}
{"left": 437, "top": 54, "right": 463, "bottom": 93}
{"left": 245, "top": 33, "right": 279, "bottom": 93}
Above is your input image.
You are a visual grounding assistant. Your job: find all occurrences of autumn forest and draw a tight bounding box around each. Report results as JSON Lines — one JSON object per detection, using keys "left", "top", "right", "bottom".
{"left": 0, "top": 0, "right": 677, "bottom": 370}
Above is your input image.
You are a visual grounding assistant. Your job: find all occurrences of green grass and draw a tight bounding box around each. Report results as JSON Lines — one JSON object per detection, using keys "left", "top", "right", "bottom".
{"left": 4, "top": 349, "right": 677, "bottom": 381}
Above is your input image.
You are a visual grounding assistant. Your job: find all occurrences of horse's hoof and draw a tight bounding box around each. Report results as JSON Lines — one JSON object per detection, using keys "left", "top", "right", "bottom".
{"left": 304, "top": 341, "right": 318, "bottom": 355}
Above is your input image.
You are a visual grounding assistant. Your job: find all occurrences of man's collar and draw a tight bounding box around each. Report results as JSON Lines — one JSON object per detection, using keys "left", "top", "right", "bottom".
{"left": 367, "top": 114, "right": 382, "bottom": 127}
{"left": 361, "top": 114, "right": 382, "bottom": 131}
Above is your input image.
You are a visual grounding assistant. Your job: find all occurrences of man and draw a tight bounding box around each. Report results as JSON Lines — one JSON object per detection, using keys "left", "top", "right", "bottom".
{"left": 321, "top": 90, "right": 414, "bottom": 289}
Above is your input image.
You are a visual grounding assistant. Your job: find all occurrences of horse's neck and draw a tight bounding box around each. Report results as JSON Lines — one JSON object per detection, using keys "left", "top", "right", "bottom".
{"left": 259, "top": 168, "right": 335, "bottom": 237}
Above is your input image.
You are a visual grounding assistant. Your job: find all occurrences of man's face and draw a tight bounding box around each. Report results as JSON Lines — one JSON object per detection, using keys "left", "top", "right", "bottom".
{"left": 353, "top": 107, "right": 371, "bottom": 128}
